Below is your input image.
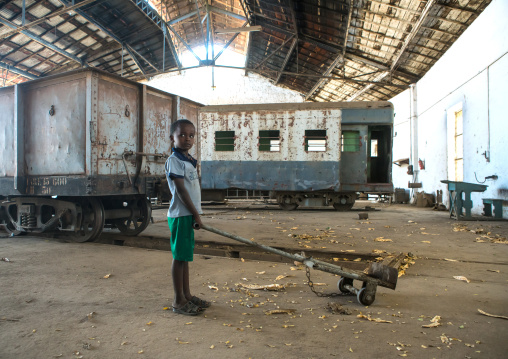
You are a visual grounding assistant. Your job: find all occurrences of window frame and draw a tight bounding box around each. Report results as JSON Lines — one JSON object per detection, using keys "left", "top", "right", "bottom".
{"left": 304, "top": 129, "right": 327, "bottom": 152}
{"left": 214, "top": 130, "right": 236, "bottom": 151}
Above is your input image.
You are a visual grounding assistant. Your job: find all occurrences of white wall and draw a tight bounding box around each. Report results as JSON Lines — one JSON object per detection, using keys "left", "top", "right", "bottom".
{"left": 390, "top": 0, "right": 508, "bottom": 217}
{"left": 147, "top": 66, "right": 305, "bottom": 105}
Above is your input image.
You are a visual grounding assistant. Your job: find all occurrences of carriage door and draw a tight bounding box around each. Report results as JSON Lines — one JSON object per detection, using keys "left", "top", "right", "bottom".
{"left": 340, "top": 125, "right": 368, "bottom": 185}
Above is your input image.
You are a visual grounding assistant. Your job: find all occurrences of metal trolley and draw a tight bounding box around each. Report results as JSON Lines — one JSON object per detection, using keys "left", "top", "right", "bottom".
{"left": 202, "top": 224, "right": 398, "bottom": 306}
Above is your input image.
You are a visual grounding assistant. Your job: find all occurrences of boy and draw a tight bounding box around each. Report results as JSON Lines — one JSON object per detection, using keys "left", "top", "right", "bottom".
{"left": 166, "top": 119, "right": 210, "bottom": 316}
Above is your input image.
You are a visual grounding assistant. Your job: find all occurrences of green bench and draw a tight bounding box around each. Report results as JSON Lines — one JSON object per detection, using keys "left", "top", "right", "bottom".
{"left": 482, "top": 198, "right": 504, "bottom": 219}
{"left": 441, "top": 180, "right": 488, "bottom": 220}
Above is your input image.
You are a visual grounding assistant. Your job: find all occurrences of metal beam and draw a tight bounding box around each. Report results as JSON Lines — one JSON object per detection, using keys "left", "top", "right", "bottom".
{"left": 0, "top": 0, "right": 97, "bottom": 40}
{"left": 0, "top": 61, "right": 37, "bottom": 79}
{"left": 345, "top": 1, "right": 436, "bottom": 102}
{"left": 56, "top": 0, "right": 150, "bottom": 77}
{"left": 194, "top": 0, "right": 206, "bottom": 53}
{"left": 391, "top": 0, "right": 436, "bottom": 72}
{"left": 208, "top": 5, "right": 247, "bottom": 22}
{"left": 299, "top": 34, "right": 343, "bottom": 53}
{"left": 215, "top": 25, "right": 261, "bottom": 34}
{"left": 167, "top": 24, "right": 202, "bottom": 63}
{"left": 253, "top": 34, "right": 295, "bottom": 70}
{"left": 167, "top": 10, "right": 198, "bottom": 25}
{"left": 162, "top": 24, "right": 181, "bottom": 70}
{"left": 274, "top": 37, "right": 297, "bottom": 84}
{"left": 305, "top": 0, "right": 352, "bottom": 100}
{"left": 214, "top": 21, "right": 248, "bottom": 62}
{"left": 126, "top": 44, "right": 159, "bottom": 73}
{"left": 0, "top": 17, "right": 84, "bottom": 66}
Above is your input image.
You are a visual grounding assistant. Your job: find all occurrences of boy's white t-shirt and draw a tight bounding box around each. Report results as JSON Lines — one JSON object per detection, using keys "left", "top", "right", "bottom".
{"left": 165, "top": 150, "right": 202, "bottom": 218}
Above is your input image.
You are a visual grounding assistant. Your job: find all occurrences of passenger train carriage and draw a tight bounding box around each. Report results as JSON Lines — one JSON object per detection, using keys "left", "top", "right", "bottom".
{"left": 199, "top": 102, "right": 394, "bottom": 210}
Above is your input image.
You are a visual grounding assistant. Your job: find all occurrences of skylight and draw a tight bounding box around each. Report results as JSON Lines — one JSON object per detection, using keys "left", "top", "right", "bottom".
{"left": 180, "top": 45, "right": 246, "bottom": 68}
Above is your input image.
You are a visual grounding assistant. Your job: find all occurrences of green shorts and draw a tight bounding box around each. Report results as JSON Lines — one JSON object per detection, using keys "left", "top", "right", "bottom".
{"left": 168, "top": 216, "right": 195, "bottom": 262}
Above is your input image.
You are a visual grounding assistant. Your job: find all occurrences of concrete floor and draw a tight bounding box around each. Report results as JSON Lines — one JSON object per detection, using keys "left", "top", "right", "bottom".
{"left": 1, "top": 200, "right": 507, "bottom": 358}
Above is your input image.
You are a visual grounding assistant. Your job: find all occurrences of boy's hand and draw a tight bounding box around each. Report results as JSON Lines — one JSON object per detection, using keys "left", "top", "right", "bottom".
{"left": 192, "top": 218, "right": 203, "bottom": 230}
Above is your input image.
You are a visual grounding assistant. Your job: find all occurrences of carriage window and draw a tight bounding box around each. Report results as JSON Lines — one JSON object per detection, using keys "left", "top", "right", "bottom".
{"left": 341, "top": 131, "right": 360, "bottom": 152}
{"left": 370, "top": 139, "right": 378, "bottom": 157}
{"left": 259, "top": 130, "right": 280, "bottom": 152}
{"left": 305, "top": 130, "right": 327, "bottom": 152}
{"left": 215, "top": 131, "right": 235, "bottom": 151}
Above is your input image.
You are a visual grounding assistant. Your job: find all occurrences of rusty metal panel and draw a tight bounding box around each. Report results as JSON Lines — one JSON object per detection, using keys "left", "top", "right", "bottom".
{"left": 24, "top": 74, "right": 87, "bottom": 176}
{"left": 200, "top": 105, "right": 341, "bottom": 191}
{"left": 0, "top": 88, "right": 15, "bottom": 177}
{"left": 180, "top": 98, "right": 201, "bottom": 160}
{"left": 143, "top": 89, "right": 172, "bottom": 175}
{"left": 200, "top": 107, "right": 341, "bottom": 163}
{"left": 96, "top": 75, "right": 140, "bottom": 176}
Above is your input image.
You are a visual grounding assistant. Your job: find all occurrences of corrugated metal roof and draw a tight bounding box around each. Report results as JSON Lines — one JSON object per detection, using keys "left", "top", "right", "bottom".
{"left": 0, "top": 0, "right": 493, "bottom": 103}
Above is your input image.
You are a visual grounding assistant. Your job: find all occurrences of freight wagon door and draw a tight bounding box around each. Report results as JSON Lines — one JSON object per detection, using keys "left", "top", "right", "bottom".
{"left": 340, "top": 125, "right": 368, "bottom": 186}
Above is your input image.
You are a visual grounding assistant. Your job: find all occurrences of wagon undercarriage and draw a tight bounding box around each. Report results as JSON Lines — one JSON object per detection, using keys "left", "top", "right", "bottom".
{"left": 0, "top": 195, "right": 152, "bottom": 242}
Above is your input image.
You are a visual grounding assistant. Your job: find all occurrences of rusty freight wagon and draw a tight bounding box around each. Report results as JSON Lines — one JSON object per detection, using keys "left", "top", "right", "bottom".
{"left": 0, "top": 68, "right": 201, "bottom": 241}
{"left": 199, "top": 102, "right": 394, "bottom": 210}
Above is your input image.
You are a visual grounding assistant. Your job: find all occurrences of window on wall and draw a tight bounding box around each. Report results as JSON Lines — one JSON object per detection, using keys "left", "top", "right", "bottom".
{"left": 259, "top": 130, "right": 280, "bottom": 152}
{"left": 447, "top": 103, "right": 463, "bottom": 181}
{"left": 341, "top": 130, "right": 360, "bottom": 152}
{"left": 305, "top": 129, "right": 327, "bottom": 152}
{"left": 215, "top": 131, "right": 235, "bottom": 151}
{"left": 454, "top": 109, "right": 464, "bottom": 181}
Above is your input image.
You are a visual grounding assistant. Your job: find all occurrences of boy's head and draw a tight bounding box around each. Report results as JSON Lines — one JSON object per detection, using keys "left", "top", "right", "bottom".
{"left": 170, "top": 119, "right": 196, "bottom": 151}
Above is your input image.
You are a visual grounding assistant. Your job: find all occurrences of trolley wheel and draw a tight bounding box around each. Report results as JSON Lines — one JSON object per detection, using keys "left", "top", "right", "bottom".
{"left": 115, "top": 197, "right": 152, "bottom": 236}
{"left": 337, "top": 277, "right": 353, "bottom": 293}
{"left": 333, "top": 203, "right": 354, "bottom": 211}
{"left": 357, "top": 287, "right": 375, "bottom": 306}
{"left": 70, "top": 197, "right": 105, "bottom": 243}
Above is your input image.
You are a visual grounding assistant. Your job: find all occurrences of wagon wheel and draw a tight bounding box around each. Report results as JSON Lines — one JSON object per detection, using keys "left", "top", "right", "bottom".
{"left": 0, "top": 206, "right": 22, "bottom": 236}
{"left": 332, "top": 203, "right": 354, "bottom": 211}
{"left": 114, "top": 197, "right": 152, "bottom": 236}
{"left": 279, "top": 203, "right": 298, "bottom": 211}
{"left": 278, "top": 195, "right": 298, "bottom": 211}
{"left": 3, "top": 221, "right": 22, "bottom": 236}
{"left": 70, "top": 197, "right": 105, "bottom": 243}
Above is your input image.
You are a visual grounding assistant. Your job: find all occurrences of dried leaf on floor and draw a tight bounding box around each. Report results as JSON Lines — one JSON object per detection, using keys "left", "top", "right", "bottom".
{"left": 375, "top": 237, "right": 393, "bottom": 242}
{"left": 264, "top": 309, "right": 296, "bottom": 315}
{"left": 208, "top": 285, "right": 219, "bottom": 291}
{"left": 256, "top": 271, "right": 266, "bottom": 275}
{"left": 103, "top": 274, "right": 112, "bottom": 279}
{"left": 444, "top": 258, "right": 458, "bottom": 262}
{"left": 275, "top": 275, "right": 288, "bottom": 281}
{"left": 237, "top": 283, "right": 286, "bottom": 291}
{"left": 422, "top": 315, "right": 442, "bottom": 328}
{"left": 357, "top": 313, "right": 392, "bottom": 323}
{"left": 478, "top": 309, "right": 508, "bottom": 320}
{"left": 453, "top": 276, "right": 471, "bottom": 283}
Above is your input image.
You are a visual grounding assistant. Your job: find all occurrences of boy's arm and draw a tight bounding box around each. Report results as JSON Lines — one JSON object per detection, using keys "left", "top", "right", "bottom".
{"left": 172, "top": 177, "right": 203, "bottom": 229}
